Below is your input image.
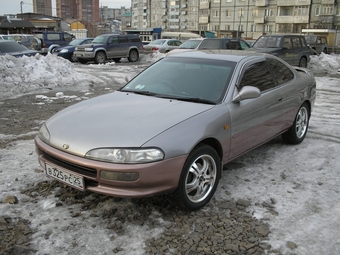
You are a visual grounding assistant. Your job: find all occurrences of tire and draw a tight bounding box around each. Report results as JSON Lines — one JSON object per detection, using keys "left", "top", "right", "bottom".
{"left": 170, "top": 144, "right": 221, "bottom": 211}
{"left": 299, "top": 57, "right": 307, "bottom": 68}
{"left": 282, "top": 102, "right": 309, "bottom": 144}
{"left": 128, "top": 50, "right": 139, "bottom": 62}
{"left": 78, "top": 59, "right": 88, "bottom": 64}
{"left": 323, "top": 48, "right": 328, "bottom": 54}
{"left": 113, "top": 58, "right": 121, "bottom": 62}
{"left": 94, "top": 52, "right": 106, "bottom": 64}
{"left": 70, "top": 53, "right": 78, "bottom": 62}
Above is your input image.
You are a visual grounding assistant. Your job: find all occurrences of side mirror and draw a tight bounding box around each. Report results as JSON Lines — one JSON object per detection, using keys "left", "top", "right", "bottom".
{"left": 233, "top": 86, "right": 261, "bottom": 103}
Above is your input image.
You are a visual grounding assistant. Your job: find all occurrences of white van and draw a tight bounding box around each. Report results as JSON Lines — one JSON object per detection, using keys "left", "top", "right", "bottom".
{"left": 161, "top": 32, "right": 201, "bottom": 41}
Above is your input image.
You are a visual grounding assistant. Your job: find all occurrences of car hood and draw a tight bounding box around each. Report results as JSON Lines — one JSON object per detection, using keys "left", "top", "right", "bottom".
{"left": 2, "top": 50, "right": 39, "bottom": 57}
{"left": 45, "top": 91, "right": 214, "bottom": 156}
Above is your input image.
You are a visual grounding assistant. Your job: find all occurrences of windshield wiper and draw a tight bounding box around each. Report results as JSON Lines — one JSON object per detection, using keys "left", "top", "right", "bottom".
{"left": 120, "top": 90, "right": 157, "bottom": 97}
{"left": 175, "top": 97, "right": 215, "bottom": 105}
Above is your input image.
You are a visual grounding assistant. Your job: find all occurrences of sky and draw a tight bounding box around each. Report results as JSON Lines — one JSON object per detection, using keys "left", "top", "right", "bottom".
{"left": 0, "top": 52, "right": 339, "bottom": 254}
{"left": 0, "top": 0, "right": 131, "bottom": 16}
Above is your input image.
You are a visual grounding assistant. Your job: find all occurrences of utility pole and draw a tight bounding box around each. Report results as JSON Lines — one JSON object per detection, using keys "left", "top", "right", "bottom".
{"left": 20, "top": 1, "right": 23, "bottom": 15}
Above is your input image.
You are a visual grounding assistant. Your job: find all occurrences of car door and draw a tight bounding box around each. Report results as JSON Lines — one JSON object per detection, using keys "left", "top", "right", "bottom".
{"left": 117, "top": 35, "right": 130, "bottom": 57}
{"left": 227, "top": 59, "right": 290, "bottom": 159}
{"left": 280, "top": 36, "right": 295, "bottom": 65}
{"left": 106, "top": 35, "right": 119, "bottom": 58}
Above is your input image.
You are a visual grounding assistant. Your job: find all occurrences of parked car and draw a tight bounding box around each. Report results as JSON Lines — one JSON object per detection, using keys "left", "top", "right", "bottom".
{"left": 74, "top": 34, "right": 144, "bottom": 64}
{"left": 31, "top": 31, "right": 75, "bottom": 54}
{"left": 0, "top": 40, "right": 39, "bottom": 57}
{"left": 35, "top": 50, "right": 316, "bottom": 210}
{"left": 168, "top": 37, "right": 250, "bottom": 55}
{"left": 248, "top": 34, "right": 315, "bottom": 67}
{"left": 52, "top": 38, "right": 94, "bottom": 62}
{"left": 305, "top": 35, "right": 328, "bottom": 54}
{"left": 0, "top": 34, "right": 15, "bottom": 41}
{"left": 10, "top": 34, "right": 39, "bottom": 49}
{"left": 144, "top": 39, "right": 182, "bottom": 53}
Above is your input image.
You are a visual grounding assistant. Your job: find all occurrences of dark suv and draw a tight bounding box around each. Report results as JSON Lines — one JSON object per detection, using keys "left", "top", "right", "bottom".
{"left": 248, "top": 34, "right": 315, "bottom": 67}
{"left": 74, "top": 34, "right": 144, "bottom": 64}
{"left": 31, "top": 31, "right": 75, "bottom": 54}
{"left": 305, "top": 35, "right": 328, "bottom": 54}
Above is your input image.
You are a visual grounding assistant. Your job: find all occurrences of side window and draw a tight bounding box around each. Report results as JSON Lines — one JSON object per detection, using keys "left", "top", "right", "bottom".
{"left": 292, "top": 37, "right": 301, "bottom": 48}
{"left": 240, "top": 40, "right": 250, "bottom": 49}
{"left": 283, "top": 37, "right": 292, "bottom": 49}
{"left": 118, "top": 36, "right": 128, "bottom": 43}
{"left": 63, "top": 33, "right": 73, "bottom": 42}
{"left": 226, "top": 41, "right": 241, "bottom": 49}
{"left": 267, "top": 58, "right": 294, "bottom": 85}
{"left": 239, "top": 61, "right": 275, "bottom": 92}
{"left": 108, "top": 36, "right": 118, "bottom": 44}
{"left": 47, "top": 34, "right": 60, "bottom": 40}
{"left": 175, "top": 41, "right": 182, "bottom": 46}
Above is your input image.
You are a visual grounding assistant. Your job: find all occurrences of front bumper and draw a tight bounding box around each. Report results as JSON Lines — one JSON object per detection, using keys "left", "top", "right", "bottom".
{"left": 73, "top": 51, "right": 96, "bottom": 59}
{"left": 35, "top": 136, "right": 186, "bottom": 197}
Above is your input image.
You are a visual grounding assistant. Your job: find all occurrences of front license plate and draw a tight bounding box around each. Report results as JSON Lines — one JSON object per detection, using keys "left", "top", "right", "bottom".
{"left": 45, "top": 163, "right": 84, "bottom": 191}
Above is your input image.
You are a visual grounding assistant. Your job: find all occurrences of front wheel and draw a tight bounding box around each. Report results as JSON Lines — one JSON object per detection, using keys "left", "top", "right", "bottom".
{"left": 299, "top": 57, "right": 307, "bottom": 68}
{"left": 128, "top": 50, "right": 138, "bottom": 62}
{"left": 94, "top": 52, "right": 106, "bottom": 64}
{"left": 282, "top": 102, "right": 309, "bottom": 144}
{"left": 170, "top": 144, "right": 221, "bottom": 211}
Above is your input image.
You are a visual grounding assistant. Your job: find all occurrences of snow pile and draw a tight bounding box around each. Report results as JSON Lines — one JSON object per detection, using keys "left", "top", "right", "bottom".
{"left": 308, "top": 53, "right": 340, "bottom": 76}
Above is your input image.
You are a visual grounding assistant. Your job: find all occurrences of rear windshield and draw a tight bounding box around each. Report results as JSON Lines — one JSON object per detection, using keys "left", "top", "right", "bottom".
{"left": 0, "top": 42, "right": 28, "bottom": 52}
{"left": 179, "top": 40, "right": 202, "bottom": 49}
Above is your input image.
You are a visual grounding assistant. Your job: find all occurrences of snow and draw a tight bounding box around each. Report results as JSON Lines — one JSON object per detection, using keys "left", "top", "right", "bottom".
{"left": 0, "top": 52, "right": 340, "bottom": 254}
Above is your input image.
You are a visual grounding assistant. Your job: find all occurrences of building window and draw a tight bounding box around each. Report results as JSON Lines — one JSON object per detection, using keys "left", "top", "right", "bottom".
{"left": 264, "top": 8, "right": 273, "bottom": 16}
{"left": 321, "top": 5, "right": 334, "bottom": 15}
{"left": 293, "top": 6, "right": 309, "bottom": 16}
{"left": 213, "top": 9, "right": 220, "bottom": 17}
{"left": 225, "top": 24, "right": 230, "bottom": 30}
{"left": 251, "top": 24, "right": 256, "bottom": 32}
{"left": 226, "top": 9, "right": 231, "bottom": 17}
{"left": 252, "top": 8, "right": 258, "bottom": 17}
{"left": 315, "top": 6, "right": 320, "bottom": 16}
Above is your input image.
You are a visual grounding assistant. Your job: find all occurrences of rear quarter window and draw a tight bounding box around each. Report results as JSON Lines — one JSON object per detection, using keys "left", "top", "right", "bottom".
{"left": 267, "top": 58, "right": 294, "bottom": 85}
{"left": 47, "top": 34, "right": 61, "bottom": 40}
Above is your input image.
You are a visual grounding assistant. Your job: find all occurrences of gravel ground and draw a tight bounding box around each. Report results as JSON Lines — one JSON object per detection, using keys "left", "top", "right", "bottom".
{"left": 0, "top": 87, "right": 278, "bottom": 255}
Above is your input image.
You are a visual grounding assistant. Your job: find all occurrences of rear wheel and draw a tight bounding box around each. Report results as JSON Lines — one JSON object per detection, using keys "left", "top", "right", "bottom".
{"left": 282, "top": 102, "right": 309, "bottom": 144}
{"left": 170, "top": 144, "right": 221, "bottom": 211}
{"left": 299, "top": 57, "right": 307, "bottom": 68}
{"left": 128, "top": 50, "right": 138, "bottom": 62}
{"left": 94, "top": 52, "right": 106, "bottom": 64}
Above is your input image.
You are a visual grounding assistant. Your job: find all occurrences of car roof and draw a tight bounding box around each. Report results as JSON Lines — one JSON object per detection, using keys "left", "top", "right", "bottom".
{"left": 165, "top": 50, "right": 268, "bottom": 62}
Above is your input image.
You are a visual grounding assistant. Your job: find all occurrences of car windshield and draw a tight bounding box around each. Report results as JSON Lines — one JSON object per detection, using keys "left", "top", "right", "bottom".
{"left": 178, "top": 40, "right": 202, "bottom": 49}
{"left": 69, "top": 39, "right": 87, "bottom": 46}
{"left": 0, "top": 42, "right": 28, "bottom": 52}
{"left": 198, "top": 39, "right": 222, "bottom": 49}
{"left": 92, "top": 36, "right": 109, "bottom": 44}
{"left": 120, "top": 56, "right": 235, "bottom": 103}
{"left": 1, "top": 35, "right": 15, "bottom": 40}
{"left": 253, "top": 36, "right": 282, "bottom": 48}
{"left": 148, "top": 40, "right": 166, "bottom": 45}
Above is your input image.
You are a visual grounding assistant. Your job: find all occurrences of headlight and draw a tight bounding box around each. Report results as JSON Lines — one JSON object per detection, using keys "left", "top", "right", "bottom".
{"left": 38, "top": 123, "right": 50, "bottom": 144}
{"left": 85, "top": 148, "right": 164, "bottom": 163}
{"left": 85, "top": 48, "right": 93, "bottom": 52}
{"left": 60, "top": 49, "right": 69, "bottom": 53}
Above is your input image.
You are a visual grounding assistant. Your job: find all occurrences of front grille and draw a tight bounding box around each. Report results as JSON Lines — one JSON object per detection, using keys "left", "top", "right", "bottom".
{"left": 76, "top": 48, "right": 85, "bottom": 52}
{"left": 43, "top": 152, "right": 97, "bottom": 178}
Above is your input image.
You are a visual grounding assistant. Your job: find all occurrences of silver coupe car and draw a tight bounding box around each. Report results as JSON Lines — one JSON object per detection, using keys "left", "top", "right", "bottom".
{"left": 35, "top": 50, "right": 316, "bottom": 210}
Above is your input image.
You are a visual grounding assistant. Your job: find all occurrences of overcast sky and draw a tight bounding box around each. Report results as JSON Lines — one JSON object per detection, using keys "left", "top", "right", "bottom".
{"left": 0, "top": 0, "right": 131, "bottom": 16}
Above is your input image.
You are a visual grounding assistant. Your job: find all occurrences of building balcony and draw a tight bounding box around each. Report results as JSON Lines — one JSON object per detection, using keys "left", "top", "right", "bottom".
{"left": 169, "top": 19, "right": 180, "bottom": 22}
{"left": 169, "top": 11, "right": 180, "bottom": 15}
{"left": 253, "top": 16, "right": 266, "bottom": 23}
{"left": 276, "top": 15, "right": 309, "bottom": 23}
{"left": 170, "top": 25, "right": 180, "bottom": 29}
{"left": 255, "top": 0, "right": 268, "bottom": 7}
{"left": 199, "top": 2, "right": 209, "bottom": 9}
{"left": 277, "top": 0, "right": 311, "bottom": 6}
{"left": 321, "top": 0, "right": 334, "bottom": 3}
{"left": 199, "top": 16, "right": 209, "bottom": 24}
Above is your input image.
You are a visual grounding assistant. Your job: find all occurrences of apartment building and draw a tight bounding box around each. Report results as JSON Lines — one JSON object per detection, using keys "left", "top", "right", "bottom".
{"left": 33, "top": 0, "right": 52, "bottom": 16}
{"left": 131, "top": 0, "right": 339, "bottom": 39}
{"left": 56, "top": 0, "right": 100, "bottom": 23}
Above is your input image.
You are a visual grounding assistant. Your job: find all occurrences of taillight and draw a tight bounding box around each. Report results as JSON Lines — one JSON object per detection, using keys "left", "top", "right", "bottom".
{"left": 42, "top": 41, "right": 46, "bottom": 48}
{"left": 152, "top": 47, "right": 159, "bottom": 51}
